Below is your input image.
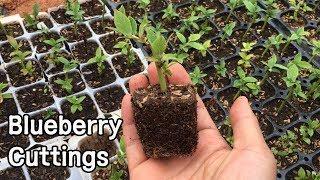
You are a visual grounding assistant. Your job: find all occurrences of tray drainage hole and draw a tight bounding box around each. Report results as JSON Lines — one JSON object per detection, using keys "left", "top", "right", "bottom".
{"left": 310, "top": 22, "right": 315, "bottom": 26}
{"left": 258, "top": 70, "right": 263, "bottom": 74}
{"left": 278, "top": 129, "right": 284, "bottom": 133}
{"left": 279, "top": 91, "right": 285, "bottom": 96}
{"left": 302, "top": 79, "right": 308, "bottom": 84}
{"left": 209, "top": 92, "right": 214, "bottom": 96}
{"left": 303, "top": 115, "right": 308, "bottom": 119}
{"left": 304, "top": 157, "right": 309, "bottom": 161}
{"left": 254, "top": 104, "right": 260, "bottom": 108}
{"left": 277, "top": 173, "right": 282, "bottom": 178}
{"left": 281, "top": 59, "right": 286, "bottom": 64}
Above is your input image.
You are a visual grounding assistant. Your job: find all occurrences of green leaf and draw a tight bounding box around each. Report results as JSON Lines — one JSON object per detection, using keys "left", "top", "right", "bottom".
{"left": 71, "top": 105, "right": 78, "bottom": 114}
{"left": 188, "top": 42, "right": 204, "bottom": 50}
{"left": 129, "top": 17, "right": 137, "bottom": 35}
{"left": 189, "top": 34, "right": 201, "bottom": 42}
{"left": 176, "top": 31, "right": 186, "bottom": 44}
{"left": 150, "top": 33, "right": 167, "bottom": 58}
{"left": 287, "top": 64, "right": 299, "bottom": 81}
{"left": 114, "top": 10, "right": 132, "bottom": 36}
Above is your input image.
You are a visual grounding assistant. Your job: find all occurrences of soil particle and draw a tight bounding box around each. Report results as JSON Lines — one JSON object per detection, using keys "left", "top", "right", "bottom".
{"left": 0, "top": 39, "right": 32, "bottom": 63}
{"left": 0, "top": 167, "right": 25, "bottom": 180}
{"left": 95, "top": 86, "right": 125, "bottom": 114}
{"left": 111, "top": 55, "right": 144, "bottom": 78}
{"left": 132, "top": 84, "right": 198, "bottom": 158}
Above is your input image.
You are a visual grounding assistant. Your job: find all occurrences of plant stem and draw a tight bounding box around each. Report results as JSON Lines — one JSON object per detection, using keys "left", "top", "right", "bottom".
{"left": 242, "top": 23, "right": 252, "bottom": 40}
{"left": 281, "top": 41, "right": 291, "bottom": 55}
{"left": 260, "top": 71, "right": 269, "bottom": 86}
{"left": 233, "top": 90, "right": 241, "bottom": 101}
{"left": 226, "top": 10, "right": 233, "bottom": 23}
{"left": 306, "top": 78, "right": 320, "bottom": 97}
{"left": 101, "top": 10, "right": 105, "bottom": 32}
{"left": 155, "top": 62, "right": 167, "bottom": 92}
{"left": 73, "top": 22, "right": 78, "bottom": 38}
{"left": 277, "top": 87, "right": 293, "bottom": 114}
{"left": 262, "top": 46, "right": 270, "bottom": 57}
{"left": 261, "top": 18, "right": 268, "bottom": 32}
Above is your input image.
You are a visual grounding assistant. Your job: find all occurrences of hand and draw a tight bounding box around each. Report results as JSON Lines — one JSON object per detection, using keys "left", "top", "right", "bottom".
{"left": 121, "top": 63, "right": 277, "bottom": 180}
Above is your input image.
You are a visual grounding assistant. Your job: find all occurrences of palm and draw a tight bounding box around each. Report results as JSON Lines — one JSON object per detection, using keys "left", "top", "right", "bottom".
{"left": 121, "top": 63, "right": 276, "bottom": 180}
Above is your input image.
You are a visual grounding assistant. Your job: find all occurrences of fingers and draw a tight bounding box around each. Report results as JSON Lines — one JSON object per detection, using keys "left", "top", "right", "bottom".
{"left": 147, "top": 62, "right": 191, "bottom": 85}
{"left": 129, "top": 74, "right": 149, "bottom": 93}
{"left": 230, "top": 96, "right": 267, "bottom": 150}
{"left": 121, "top": 94, "right": 148, "bottom": 170}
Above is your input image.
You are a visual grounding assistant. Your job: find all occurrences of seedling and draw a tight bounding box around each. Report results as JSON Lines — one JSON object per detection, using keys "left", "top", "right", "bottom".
{"left": 44, "top": 109, "right": 57, "bottom": 119}
{"left": 87, "top": 47, "right": 108, "bottom": 74}
{"left": 175, "top": 32, "right": 211, "bottom": 57}
{"left": 162, "top": 4, "right": 179, "bottom": 20}
{"left": 220, "top": 22, "right": 236, "bottom": 47}
{"left": 299, "top": 119, "right": 320, "bottom": 145}
{"left": 117, "top": 136, "right": 127, "bottom": 166}
{"left": 58, "top": 56, "right": 79, "bottom": 72}
{"left": 289, "top": 0, "right": 312, "bottom": 21}
{"left": 7, "top": 36, "right": 34, "bottom": 75}
{"left": 54, "top": 77, "right": 73, "bottom": 94}
{"left": 195, "top": 5, "right": 216, "bottom": 20}
{"left": 114, "top": 39, "right": 136, "bottom": 66}
{"left": 23, "top": 2, "right": 40, "bottom": 29}
{"left": 66, "top": 95, "right": 86, "bottom": 114}
{"left": 233, "top": 66, "right": 260, "bottom": 100}
{"left": 262, "top": 34, "right": 285, "bottom": 57}
{"left": 181, "top": 12, "right": 200, "bottom": 31}
{"left": 189, "top": 66, "right": 207, "bottom": 85}
{"left": 260, "top": 0, "right": 279, "bottom": 32}
{"left": 243, "top": 0, "right": 262, "bottom": 38}
{"left": 294, "top": 167, "right": 320, "bottom": 180}
{"left": 310, "top": 40, "right": 320, "bottom": 63}
{"left": 260, "top": 54, "right": 287, "bottom": 86}
{"left": 281, "top": 28, "right": 309, "bottom": 54}
{"left": 98, "top": 0, "right": 108, "bottom": 31}
{"left": 0, "top": 83, "right": 13, "bottom": 104}
{"left": 307, "top": 68, "right": 320, "bottom": 100}
{"left": 214, "top": 60, "right": 227, "bottom": 77}
{"left": 271, "top": 130, "right": 298, "bottom": 157}
{"left": 277, "top": 53, "right": 312, "bottom": 113}
{"left": 66, "top": 0, "right": 85, "bottom": 35}
{"left": 238, "top": 42, "right": 256, "bottom": 68}
{"left": 138, "top": 0, "right": 150, "bottom": 13}
{"left": 226, "top": 0, "right": 241, "bottom": 22}
{"left": 44, "top": 37, "right": 67, "bottom": 64}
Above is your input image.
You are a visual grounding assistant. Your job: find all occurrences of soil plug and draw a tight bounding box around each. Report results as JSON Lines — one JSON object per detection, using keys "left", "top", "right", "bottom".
{"left": 66, "top": 0, "right": 85, "bottom": 37}
{"left": 114, "top": 9, "right": 198, "bottom": 158}
{"left": 23, "top": 2, "right": 40, "bottom": 30}
{"left": 260, "top": 0, "right": 279, "bottom": 32}
{"left": 260, "top": 54, "right": 287, "bottom": 86}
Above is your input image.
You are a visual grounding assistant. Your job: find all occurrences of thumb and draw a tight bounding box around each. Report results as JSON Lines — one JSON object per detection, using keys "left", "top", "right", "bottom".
{"left": 230, "top": 96, "right": 268, "bottom": 150}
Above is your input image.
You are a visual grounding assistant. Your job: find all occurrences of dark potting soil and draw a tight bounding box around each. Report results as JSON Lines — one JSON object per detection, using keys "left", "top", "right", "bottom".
{"left": 100, "top": 33, "right": 124, "bottom": 55}
{"left": 290, "top": 123, "right": 320, "bottom": 154}
{"left": 81, "top": 62, "right": 116, "bottom": 89}
{"left": 209, "top": 38, "right": 236, "bottom": 59}
{"left": 274, "top": 0, "right": 289, "bottom": 11}
{"left": 111, "top": 55, "right": 144, "bottom": 78}
{"left": 267, "top": 71, "right": 287, "bottom": 90}
{"left": 71, "top": 40, "right": 99, "bottom": 63}
{"left": 213, "top": 12, "right": 239, "bottom": 28}
{"left": 0, "top": 39, "right": 32, "bottom": 63}
{"left": 39, "top": 51, "right": 73, "bottom": 75}
{"left": 250, "top": 46, "right": 271, "bottom": 68}
{"left": 0, "top": 167, "right": 25, "bottom": 180}
{"left": 290, "top": 96, "right": 320, "bottom": 113}
{"left": 27, "top": 155, "right": 70, "bottom": 180}
{"left": 0, "top": 71, "right": 8, "bottom": 91}
{"left": 147, "top": 0, "right": 167, "bottom": 13}
{"left": 123, "top": 1, "right": 144, "bottom": 19}
{"left": 254, "top": 111, "right": 274, "bottom": 137}
{"left": 153, "top": 13, "right": 181, "bottom": 30}
{"left": 90, "top": 18, "right": 115, "bottom": 35}
{"left": 252, "top": 21, "right": 278, "bottom": 40}
{"left": 313, "top": 153, "right": 320, "bottom": 171}
{"left": 61, "top": 94, "right": 98, "bottom": 121}
{"left": 50, "top": 71, "right": 86, "bottom": 98}
{"left": 204, "top": 97, "right": 226, "bottom": 124}
{"left": 16, "top": 84, "right": 54, "bottom": 113}
{"left": 79, "top": 131, "right": 117, "bottom": 157}
{"left": 255, "top": 80, "right": 276, "bottom": 101}
{"left": 279, "top": 43, "right": 298, "bottom": 59}
{"left": 60, "top": 24, "right": 92, "bottom": 43}
{"left": 0, "top": 23, "right": 24, "bottom": 41}
{"left": 81, "top": 0, "right": 105, "bottom": 17}
{"left": 198, "top": 0, "right": 225, "bottom": 13}
{"left": 234, "top": 6, "right": 252, "bottom": 23}
{"left": 229, "top": 28, "right": 257, "bottom": 47}
{"left": 31, "top": 109, "right": 60, "bottom": 142}
{"left": 31, "top": 32, "right": 61, "bottom": 53}
{"left": 177, "top": 5, "right": 193, "bottom": 19}
{"left": 183, "top": 49, "right": 213, "bottom": 69}
{"left": 281, "top": 11, "right": 307, "bottom": 30}
{"left": 218, "top": 87, "right": 238, "bottom": 109}
{"left": 6, "top": 61, "right": 43, "bottom": 87}
{"left": 197, "top": 21, "right": 220, "bottom": 40}
{"left": 262, "top": 98, "right": 299, "bottom": 126}
{"left": 169, "top": 0, "right": 189, "bottom": 4}
{"left": 0, "top": 97, "right": 18, "bottom": 124}
{"left": 0, "top": 125, "right": 30, "bottom": 159}
{"left": 95, "top": 86, "right": 125, "bottom": 114}
{"left": 203, "top": 67, "right": 231, "bottom": 90}
{"left": 50, "top": 8, "right": 73, "bottom": 24}
{"left": 267, "top": 137, "right": 299, "bottom": 169}
{"left": 225, "top": 56, "right": 255, "bottom": 77}
{"left": 132, "top": 84, "right": 198, "bottom": 158}
{"left": 24, "top": 17, "right": 53, "bottom": 33}
{"left": 306, "top": 27, "right": 320, "bottom": 41}
{"left": 286, "top": 165, "right": 315, "bottom": 180}
{"left": 91, "top": 161, "right": 129, "bottom": 180}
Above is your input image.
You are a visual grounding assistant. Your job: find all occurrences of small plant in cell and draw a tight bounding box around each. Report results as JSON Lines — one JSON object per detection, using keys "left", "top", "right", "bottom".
{"left": 226, "top": 0, "right": 242, "bottom": 22}
{"left": 299, "top": 119, "right": 320, "bottom": 145}
{"left": 233, "top": 66, "right": 260, "bottom": 100}
{"left": 294, "top": 167, "right": 320, "bottom": 180}
{"left": 0, "top": 83, "right": 13, "bottom": 103}
{"left": 175, "top": 32, "right": 211, "bottom": 57}
{"left": 87, "top": 47, "right": 109, "bottom": 74}
{"left": 242, "top": 0, "right": 262, "bottom": 38}
{"left": 281, "top": 28, "right": 309, "bottom": 54}
{"left": 66, "top": 0, "right": 85, "bottom": 34}
{"left": 44, "top": 36, "right": 67, "bottom": 64}
{"left": 262, "top": 34, "right": 285, "bottom": 57}
{"left": 189, "top": 66, "right": 207, "bottom": 86}
{"left": 162, "top": 4, "right": 179, "bottom": 21}
{"left": 23, "top": 3, "right": 41, "bottom": 29}
{"left": 307, "top": 67, "right": 320, "bottom": 100}
{"left": 289, "top": 0, "right": 312, "bottom": 21}
{"left": 220, "top": 22, "right": 236, "bottom": 47}
{"left": 238, "top": 41, "right": 256, "bottom": 68}
{"left": 260, "top": 54, "right": 287, "bottom": 86}
{"left": 66, "top": 95, "right": 86, "bottom": 114}
{"left": 260, "top": 0, "right": 279, "bottom": 32}
{"left": 271, "top": 130, "right": 298, "bottom": 157}
{"left": 214, "top": 60, "right": 227, "bottom": 78}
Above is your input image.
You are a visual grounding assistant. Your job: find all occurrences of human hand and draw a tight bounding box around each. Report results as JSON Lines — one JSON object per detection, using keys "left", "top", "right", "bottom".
{"left": 121, "top": 63, "right": 277, "bottom": 180}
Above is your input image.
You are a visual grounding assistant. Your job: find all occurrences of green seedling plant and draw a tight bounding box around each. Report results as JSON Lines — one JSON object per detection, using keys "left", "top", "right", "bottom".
{"left": 162, "top": 4, "right": 179, "bottom": 21}
{"left": 260, "top": 54, "right": 287, "bottom": 86}
{"left": 281, "top": 28, "right": 309, "bottom": 54}
{"left": 233, "top": 66, "right": 260, "bottom": 100}
{"left": 58, "top": 56, "right": 79, "bottom": 72}
{"left": 307, "top": 67, "right": 320, "bottom": 100}
{"left": 99, "top": 0, "right": 109, "bottom": 31}
{"left": 260, "top": 0, "right": 279, "bottom": 32}
{"left": 175, "top": 32, "right": 211, "bottom": 57}
{"left": 277, "top": 53, "right": 312, "bottom": 113}
{"left": 87, "top": 47, "right": 108, "bottom": 74}
{"left": 223, "top": 117, "right": 234, "bottom": 146}
{"left": 0, "top": 83, "right": 13, "bottom": 104}
{"left": 44, "top": 37, "right": 66, "bottom": 64}
{"left": 66, "top": 95, "right": 86, "bottom": 114}
{"left": 271, "top": 130, "right": 298, "bottom": 157}
{"left": 181, "top": 12, "right": 200, "bottom": 32}
{"left": 66, "top": 0, "right": 85, "bottom": 35}
{"left": 114, "top": 39, "right": 136, "bottom": 66}
{"left": 7, "top": 36, "right": 34, "bottom": 75}
{"left": 294, "top": 167, "right": 320, "bottom": 180}
{"left": 44, "top": 109, "right": 57, "bottom": 119}
{"left": 214, "top": 60, "right": 227, "bottom": 77}
{"left": 189, "top": 66, "right": 207, "bottom": 86}
{"left": 138, "top": 0, "right": 150, "bottom": 13}
{"left": 195, "top": 5, "right": 216, "bottom": 21}
{"left": 310, "top": 40, "right": 320, "bottom": 62}
{"left": 54, "top": 77, "right": 73, "bottom": 94}
{"left": 226, "top": 0, "right": 241, "bottom": 22}
{"left": 289, "top": 0, "right": 312, "bottom": 21}
{"left": 238, "top": 41, "right": 256, "bottom": 68}
{"left": 220, "top": 22, "right": 236, "bottom": 47}
{"left": 299, "top": 119, "right": 320, "bottom": 145}
{"left": 23, "top": 2, "right": 40, "bottom": 29}
{"left": 262, "top": 34, "right": 285, "bottom": 57}
{"left": 243, "top": 0, "right": 262, "bottom": 39}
